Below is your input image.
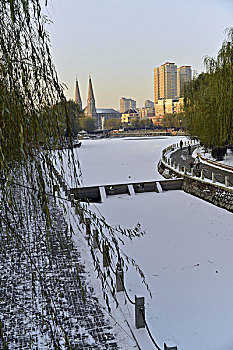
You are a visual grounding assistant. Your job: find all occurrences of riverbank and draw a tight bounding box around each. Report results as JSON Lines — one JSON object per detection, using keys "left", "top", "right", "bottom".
{"left": 73, "top": 137, "right": 233, "bottom": 350}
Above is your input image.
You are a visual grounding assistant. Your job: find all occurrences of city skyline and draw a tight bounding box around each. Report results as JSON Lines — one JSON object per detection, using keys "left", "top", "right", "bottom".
{"left": 44, "top": 0, "right": 232, "bottom": 109}
{"left": 154, "top": 62, "right": 192, "bottom": 103}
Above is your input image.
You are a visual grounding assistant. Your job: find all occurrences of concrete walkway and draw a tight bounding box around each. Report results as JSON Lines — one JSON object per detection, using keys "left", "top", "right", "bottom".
{"left": 170, "top": 146, "right": 233, "bottom": 186}
{"left": 0, "top": 190, "right": 119, "bottom": 350}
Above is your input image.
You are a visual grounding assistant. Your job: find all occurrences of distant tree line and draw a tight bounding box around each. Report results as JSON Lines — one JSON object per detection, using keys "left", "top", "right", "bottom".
{"left": 129, "top": 118, "right": 154, "bottom": 129}
{"left": 105, "top": 117, "right": 155, "bottom": 130}
{"left": 162, "top": 113, "right": 184, "bottom": 129}
{"left": 60, "top": 103, "right": 185, "bottom": 134}
{"left": 183, "top": 28, "right": 233, "bottom": 158}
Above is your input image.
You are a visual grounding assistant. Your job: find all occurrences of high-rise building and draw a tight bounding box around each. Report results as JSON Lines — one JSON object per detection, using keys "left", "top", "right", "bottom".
{"left": 154, "top": 62, "right": 177, "bottom": 103}
{"left": 144, "top": 99, "right": 154, "bottom": 108}
{"left": 153, "top": 68, "right": 160, "bottom": 105}
{"left": 120, "top": 97, "right": 136, "bottom": 113}
{"left": 177, "top": 66, "right": 192, "bottom": 97}
{"left": 74, "top": 77, "right": 82, "bottom": 110}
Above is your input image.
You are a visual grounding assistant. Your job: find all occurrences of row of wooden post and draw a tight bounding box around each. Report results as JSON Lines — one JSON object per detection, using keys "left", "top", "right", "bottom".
{"left": 52, "top": 164, "right": 177, "bottom": 349}
{"left": 83, "top": 219, "right": 177, "bottom": 348}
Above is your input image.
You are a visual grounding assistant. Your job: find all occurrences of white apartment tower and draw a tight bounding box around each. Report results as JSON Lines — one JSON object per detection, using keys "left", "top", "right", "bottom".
{"left": 177, "top": 66, "right": 192, "bottom": 97}
{"left": 154, "top": 62, "right": 177, "bottom": 103}
{"left": 120, "top": 97, "right": 136, "bottom": 113}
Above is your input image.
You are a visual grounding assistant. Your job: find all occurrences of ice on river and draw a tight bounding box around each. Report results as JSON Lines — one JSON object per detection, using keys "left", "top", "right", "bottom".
{"left": 68, "top": 136, "right": 233, "bottom": 350}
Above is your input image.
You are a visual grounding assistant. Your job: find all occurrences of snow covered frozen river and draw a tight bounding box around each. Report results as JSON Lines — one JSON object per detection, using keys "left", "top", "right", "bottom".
{"left": 70, "top": 136, "right": 233, "bottom": 350}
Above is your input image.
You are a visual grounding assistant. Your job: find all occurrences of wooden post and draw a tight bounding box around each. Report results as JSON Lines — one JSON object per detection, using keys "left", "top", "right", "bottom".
{"left": 164, "top": 343, "right": 177, "bottom": 350}
{"left": 212, "top": 172, "right": 215, "bottom": 183}
{"left": 191, "top": 168, "right": 194, "bottom": 177}
{"left": 103, "top": 244, "right": 110, "bottom": 267}
{"left": 183, "top": 166, "right": 186, "bottom": 175}
{"left": 225, "top": 176, "right": 229, "bottom": 187}
{"left": 178, "top": 164, "right": 181, "bottom": 171}
{"left": 201, "top": 169, "right": 204, "bottom": 180}
{"left": 79, "top": 211, "right": 84, "bottom": 224}
{"left": 75, "top": 200, "right": 79, "bottom": 214}
{"left": 92, "top": 229, "right": 99, "bottom": 249}
{"left": 53, "top": 184, "right": 59, "bottom": 196}
{"left": 135, "top": 296, "right": 145, "bottom": 329}
{"left": 70, "top": 193, "right": 75, "bottom": 206}
{"left": 116, "top": 263, "right": 124, "bottom": 292}
{"left": 86, "top": 218, "right": 91, "bottom": 236}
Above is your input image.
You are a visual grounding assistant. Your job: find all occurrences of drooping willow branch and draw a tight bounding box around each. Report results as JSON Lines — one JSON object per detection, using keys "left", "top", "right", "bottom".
{"left": 183, "top": 27, "right": 233, "bottom": 149}
{"left": 0, "top": 1, "right": 151, "bottom": 348}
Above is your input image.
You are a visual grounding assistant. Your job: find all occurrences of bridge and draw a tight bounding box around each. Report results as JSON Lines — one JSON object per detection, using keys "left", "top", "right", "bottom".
{"left": 67, "top": 178, "right": 184, "bottom": 203}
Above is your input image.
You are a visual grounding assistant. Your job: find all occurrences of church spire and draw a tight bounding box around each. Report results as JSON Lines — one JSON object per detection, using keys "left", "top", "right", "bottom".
{"left": 86, "top": 74, "right": 97, "bottom": 118}
{"left": 75, "top": 77, "right": 82, "bottom": 111}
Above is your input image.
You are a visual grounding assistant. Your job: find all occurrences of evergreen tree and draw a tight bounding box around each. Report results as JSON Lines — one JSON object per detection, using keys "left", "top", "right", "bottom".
{"left": 79, "top": 117, "right": 96, "bottom": 132}
{"left": 130, "top": 117, "right": 140, "bottom": 128}
{"left": 104, "top": 118, "right": 122, "bottom": 130}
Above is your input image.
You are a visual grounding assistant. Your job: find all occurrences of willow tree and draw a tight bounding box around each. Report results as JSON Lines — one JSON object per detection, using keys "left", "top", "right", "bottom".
{"left": 184, "top": 28, "right": 233, "bottom": 152}
{"left": 0, "top": 1, "right": 148, "bottom": 348}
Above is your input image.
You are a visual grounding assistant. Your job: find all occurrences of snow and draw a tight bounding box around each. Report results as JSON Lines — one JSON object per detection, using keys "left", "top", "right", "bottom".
{"left": 195, "top": 146, "right": 233, "bottom": 172}
{"left": 97, "top": 191, "right": 233, "bottom": 350}
{"left": 58, "top": 136, "right": 186, "bottom": 187}
{"left": 64, "top": 136, "right": 233, "bottom": 350}
{"left": 60, "top": 190, "right": 138, "bottom": 349}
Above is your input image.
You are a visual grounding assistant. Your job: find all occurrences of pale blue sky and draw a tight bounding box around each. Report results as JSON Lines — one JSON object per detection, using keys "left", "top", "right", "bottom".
{"left": 45, "top": 0, "right": 232, "bottom": 109}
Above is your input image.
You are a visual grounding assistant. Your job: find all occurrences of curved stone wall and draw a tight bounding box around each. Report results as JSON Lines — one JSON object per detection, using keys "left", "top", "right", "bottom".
{"left": 158, "top": 145, "right": 233, "bottom": 213}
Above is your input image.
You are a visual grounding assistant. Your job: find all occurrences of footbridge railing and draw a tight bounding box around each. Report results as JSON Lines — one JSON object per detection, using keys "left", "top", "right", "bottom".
{"left": 68, "top": 178, "right": 184, "bottom": 203}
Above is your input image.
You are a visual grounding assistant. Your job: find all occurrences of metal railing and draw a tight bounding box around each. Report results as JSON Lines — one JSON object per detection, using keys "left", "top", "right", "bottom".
{"left": 161, "top": 142, "right": 233, "bottom": 189}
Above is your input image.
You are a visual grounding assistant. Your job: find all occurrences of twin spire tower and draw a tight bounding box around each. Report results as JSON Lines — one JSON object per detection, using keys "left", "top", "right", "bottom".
{"left": 74, "top": 75, "right": 97, "bottom": 120}
{"left": 74, "top": 77, "right": 82, "bottom": 111}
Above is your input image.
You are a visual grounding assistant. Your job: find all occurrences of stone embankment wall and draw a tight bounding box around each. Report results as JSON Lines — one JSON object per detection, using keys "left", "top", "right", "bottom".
{"left": 158, "top": 145, "right": 233, "bottom": 213}
{"left": 183, "top": 177, "right": 233, "bottom": 211}
{"left": 158, "top": 158, "right": 183, "bottom": 180}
